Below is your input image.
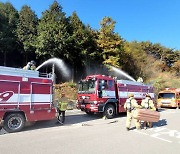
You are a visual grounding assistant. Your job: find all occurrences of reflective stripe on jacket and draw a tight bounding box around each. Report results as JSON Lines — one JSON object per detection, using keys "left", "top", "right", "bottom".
{"left": 59, "top": 102, "right": 68, "bottom": 111}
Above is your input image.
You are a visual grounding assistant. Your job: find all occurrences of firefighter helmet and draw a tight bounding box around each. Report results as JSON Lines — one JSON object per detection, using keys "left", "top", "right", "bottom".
{"left": 30, "top": 60, "right": 36, "bottom": 66}
{"left": 128, "top": 93, "right": 134, "bottom": 98}
{"left": 146, "top": 93, "right": 151, "bottom": 98}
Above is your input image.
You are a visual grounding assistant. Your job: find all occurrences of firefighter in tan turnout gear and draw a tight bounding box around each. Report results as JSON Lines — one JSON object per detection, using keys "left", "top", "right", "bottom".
{"left": 141, "top": 93, "right": 156, "bottom": 129}
{"left": 23, "top": 60, "right": 36, "bottom": 70}
{"left": 23, "top": 62, "right": 31, "bottom": 70}
{"left": 124, "top": 93, "right": 141, "bottom": 131}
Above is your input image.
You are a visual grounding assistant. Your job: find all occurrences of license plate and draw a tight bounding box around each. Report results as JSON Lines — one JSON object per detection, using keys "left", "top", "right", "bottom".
{"left": 163, "top": 104, "right": 169, "bottom": 106}
{"left": 81, "top": 104, "right": 85, "bottom": 108}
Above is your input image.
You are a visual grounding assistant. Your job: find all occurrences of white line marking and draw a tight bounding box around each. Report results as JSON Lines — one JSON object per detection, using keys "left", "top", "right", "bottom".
{"left": 153, "top": 127, "right": 167, "bottom": 132}
{"left": 150, "top": 133, "right": 172, "bottom": 143}
{"left": 133, "top": 128, "right": 173, "bottom": 143}
{"left": 133, "top": 130, "right": 148, "bottom": 135}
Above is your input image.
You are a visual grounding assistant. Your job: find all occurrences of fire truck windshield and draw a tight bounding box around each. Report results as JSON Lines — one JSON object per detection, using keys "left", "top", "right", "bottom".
{"left": 78, "top": 79, "right": 96, "bottom": 94}
{"left": 158, "top": 93, "right": 175, "bottom": 99}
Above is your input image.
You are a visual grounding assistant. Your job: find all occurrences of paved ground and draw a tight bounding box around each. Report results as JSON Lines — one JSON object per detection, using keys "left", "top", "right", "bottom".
{"left": 0, "top": 108, "right": 180, "bottom": 154}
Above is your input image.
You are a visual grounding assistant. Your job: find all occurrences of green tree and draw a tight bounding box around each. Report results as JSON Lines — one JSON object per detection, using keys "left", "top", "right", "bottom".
{"left": 86, "top": 26, "right": 100, "bottom": 61}
{"left": 68, "top": 12, "right": 97, "bottom": 79}
{"left": 36, "top": 0, "right": 70, "bottom": 60}
{"left": 141, "top": 41, "right": 180, "bottom": 72}
{"left": 96, "top": 17, "right": 124, "bottom": 67}
{"left": 172, "top": 60, "right": 180, "bottom": 76}
{"left": 0, "top": 2, "right": 19, "bottom": 66}
{"left": 68, "top": 12, "right": 88, "bottom": 63}
{"left": 16, "top": 5, "right": 38, "bottom": 64}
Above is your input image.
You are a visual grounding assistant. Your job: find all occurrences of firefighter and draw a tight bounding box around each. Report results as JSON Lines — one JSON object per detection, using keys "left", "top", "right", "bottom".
{"left": 141, "top": 93, "right": 156, "bottom": 129}
{"left": 57, "top": 93, "right": 68, "bottom": 125}
{"left": 124, "top": 93, "right": 141, "bottom": 131}
{"left": 30, "top": 60, "right": 36, "bottom": 70}
{"left": 23, "top": 62, "right": 31, "bottom": 70}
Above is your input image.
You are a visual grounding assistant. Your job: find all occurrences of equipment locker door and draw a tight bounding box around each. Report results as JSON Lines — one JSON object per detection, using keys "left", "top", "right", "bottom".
{"left": 30, "top": 82, "right": 52, "bottom": 110}
{"left": 0, "top": 80, "right": 20, "bottom": 110}
{"left": 118, "top": 86, "right": 128, "bottom": 112}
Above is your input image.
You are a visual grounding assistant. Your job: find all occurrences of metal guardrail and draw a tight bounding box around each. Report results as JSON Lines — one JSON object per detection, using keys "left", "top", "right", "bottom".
{"left": 39, "top": 73, "right": 53, "bottom": 78}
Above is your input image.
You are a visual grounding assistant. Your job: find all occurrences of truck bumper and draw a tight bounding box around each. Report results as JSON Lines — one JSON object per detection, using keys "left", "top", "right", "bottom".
{"left": 79, "top": 104, "right": 99, "bottom": 113}
{"left": 158, "top": 102, "right": 177, "bottom": 108}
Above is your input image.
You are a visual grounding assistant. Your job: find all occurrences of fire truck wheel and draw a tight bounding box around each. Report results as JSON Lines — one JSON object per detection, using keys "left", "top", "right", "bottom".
{"left": 104, "top": 104, "right": 115, "bottom": 119}
{"left": 3, "top": 113, "right": 25, "bottom": 133}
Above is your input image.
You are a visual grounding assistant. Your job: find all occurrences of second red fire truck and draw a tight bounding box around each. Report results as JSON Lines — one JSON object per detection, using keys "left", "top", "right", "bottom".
{"left": 77, "top": 74, "right": 155, "bottom": 118}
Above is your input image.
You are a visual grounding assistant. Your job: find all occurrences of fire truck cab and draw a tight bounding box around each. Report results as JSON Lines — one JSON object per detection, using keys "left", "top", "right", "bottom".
{"left": 76, "top": 74, "right": 154, "bottom": 119}
{"left": 0, "top": 66, "right": 56, "bottom": 132}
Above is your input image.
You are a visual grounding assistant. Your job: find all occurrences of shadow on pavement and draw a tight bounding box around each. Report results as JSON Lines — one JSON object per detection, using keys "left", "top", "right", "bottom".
{"left": 0, "top": 110, "right": 127, "bottom": 135}
{"left": 0, "top": 111, "right": 103, "bottom": 135}
{"left": 118, "top": 112, "right": 127, "bottom": 117}
{"left": 24, "top": 113, "right": 102, "bottom": 130}
{"left": 23, "top": 111, "right": 127, "bottom": 131}
{"left": 154, "top": 119, "right": 167, "bottom": 127}
{"left": 129, "top": 118, "right": 167, "bottom": 131}
{"left": 157, "top": 108, "right": 166, "bottom": 112}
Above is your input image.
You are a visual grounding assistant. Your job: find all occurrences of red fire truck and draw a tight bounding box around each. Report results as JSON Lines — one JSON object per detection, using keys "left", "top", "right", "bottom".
{"left": 0, "top": 66, "right": 56, "bottom": 132}
{"left": 76, "top": 74, "right": 154, "bottom": 119}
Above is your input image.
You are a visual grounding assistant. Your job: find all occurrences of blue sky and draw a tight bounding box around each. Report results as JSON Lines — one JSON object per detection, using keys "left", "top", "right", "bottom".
{"left": 1, "top": 0, "right": 180, "bottom": 50}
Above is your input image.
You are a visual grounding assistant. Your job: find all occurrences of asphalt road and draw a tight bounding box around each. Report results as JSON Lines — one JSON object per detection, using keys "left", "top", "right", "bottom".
{"left": 0, "top": 108, "right": 180, "bottom": 154}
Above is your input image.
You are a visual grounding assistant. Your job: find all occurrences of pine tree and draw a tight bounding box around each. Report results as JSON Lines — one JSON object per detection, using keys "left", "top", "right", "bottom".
{"left": 68, "top": 12, "right": 87, "bottom": 62}
{"left": 0, "top": 2, "right": 19, "bottom": 66}
{"left": 36, "top": 0, "right": 70, "bottom": 60}
{"left": 16, "top": 5, "right": 38, "bottom": 64}
{"left": 68, "top": 12, "right": 98, "bottom": 79}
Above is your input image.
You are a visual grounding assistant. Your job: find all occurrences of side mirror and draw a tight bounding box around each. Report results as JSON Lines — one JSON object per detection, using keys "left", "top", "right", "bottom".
{"left": 102, "top": 86, "right": 105, "bottom": 90}
{"left": 78, "top": 81, "right": 82, "bottom": 84}
{"left": 98, "top": 90, "right": 102, "bottom": 98}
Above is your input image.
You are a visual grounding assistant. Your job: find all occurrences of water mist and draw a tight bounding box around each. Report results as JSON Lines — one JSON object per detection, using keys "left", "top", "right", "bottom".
{"left": 111, "top": 66, "right": 136, "bottom": 82}
{"left": 36, "top": 58, "right": 70, "bottom": 79}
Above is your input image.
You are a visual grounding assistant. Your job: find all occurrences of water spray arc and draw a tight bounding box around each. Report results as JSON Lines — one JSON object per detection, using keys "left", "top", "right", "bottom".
{"left": 36, "top": 58, "right": 70, "bottom": 79}
{"left": 110, "top": 66, "right": 136, "bottom": 82}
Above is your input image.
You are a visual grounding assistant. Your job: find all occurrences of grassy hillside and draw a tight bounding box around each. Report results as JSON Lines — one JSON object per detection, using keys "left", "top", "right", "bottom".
{"left": 55, "top": 82, "right": 78, "bottom": 100}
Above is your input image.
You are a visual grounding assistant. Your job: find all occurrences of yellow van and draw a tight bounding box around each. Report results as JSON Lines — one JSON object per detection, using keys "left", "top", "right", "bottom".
{"left": 157, "top": 88, "right": 180, "bottom": 109}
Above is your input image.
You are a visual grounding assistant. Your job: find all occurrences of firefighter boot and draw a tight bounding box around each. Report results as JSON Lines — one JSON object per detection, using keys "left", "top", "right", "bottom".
{"left": 102, "top": 116, "right": 107, "bottom": 120}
